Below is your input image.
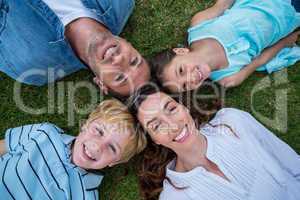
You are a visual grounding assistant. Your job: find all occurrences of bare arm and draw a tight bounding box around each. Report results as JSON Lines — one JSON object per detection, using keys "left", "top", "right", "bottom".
{"left": 218, "top": 31, "right": 300, "bottom": 87}
{"left": 190, "top": 0, "right": 235, "bottom": 26}
{"left": 0, "top": 139, "right": 7, "bottom": 156}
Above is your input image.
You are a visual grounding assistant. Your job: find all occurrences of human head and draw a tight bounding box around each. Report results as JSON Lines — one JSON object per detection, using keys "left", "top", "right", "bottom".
{"left": 72, "top": 99, "right": 147, "bottom": 170}
{"left": 129, "top": 84, "right": 219, "bottom": 199}
{"left": 151, "top": 48, "right": 211, "bottom": 93}
{"left": 86, "top": 32, "right": 151, "bottom": 97}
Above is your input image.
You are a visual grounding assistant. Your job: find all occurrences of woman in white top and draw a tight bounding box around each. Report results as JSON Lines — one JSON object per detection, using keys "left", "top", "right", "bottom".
{"left": 129, "top": 85, "right": 300, "bottom": 200}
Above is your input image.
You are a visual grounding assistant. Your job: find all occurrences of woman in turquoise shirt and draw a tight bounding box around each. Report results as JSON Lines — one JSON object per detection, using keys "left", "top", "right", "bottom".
{"left": 0, "top": 99, "right": 147, "bottom": 200}
{"left": 152, "top": 0, "right": 300, "bottom": 92}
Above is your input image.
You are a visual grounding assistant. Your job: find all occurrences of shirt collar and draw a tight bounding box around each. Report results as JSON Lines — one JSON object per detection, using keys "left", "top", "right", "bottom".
{"left": 61, "top": 134, "right": 104, "bottom": 190}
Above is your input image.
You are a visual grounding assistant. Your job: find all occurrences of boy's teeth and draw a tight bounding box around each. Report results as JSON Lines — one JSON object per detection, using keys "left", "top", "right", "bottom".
{"left": 174, "top": 127, "right": 187, "bottom": 141}
{"left": 84, "top": 146, "right": 95, "bottom": 160}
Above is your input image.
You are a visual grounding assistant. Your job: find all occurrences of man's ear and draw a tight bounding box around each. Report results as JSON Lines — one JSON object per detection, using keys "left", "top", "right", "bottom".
{"left": 93, "top": 77, "right": 109, "bottom": 95}
{"left": 108, "top": 160, "right": 120, "bottom": 168}
{"left": 173, "top": 48, "right": 190, "bottom": 55}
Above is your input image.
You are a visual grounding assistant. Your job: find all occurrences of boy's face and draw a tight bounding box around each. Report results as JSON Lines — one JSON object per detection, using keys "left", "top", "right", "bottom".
{"left": 72, "top": 118, "right": 130, "bottom": 169}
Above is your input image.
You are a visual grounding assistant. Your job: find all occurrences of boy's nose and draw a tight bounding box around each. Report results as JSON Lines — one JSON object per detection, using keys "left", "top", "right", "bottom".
{"left": 85, "top": 140, "right": 101, "bottom": 156}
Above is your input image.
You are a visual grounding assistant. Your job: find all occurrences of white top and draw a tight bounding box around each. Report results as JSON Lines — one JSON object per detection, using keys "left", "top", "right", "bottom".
{"left": 160, "top": 108, "right": 300, "bottom": 200}
{"left": 43, "top": 0, "right": 100, "bottom": 26}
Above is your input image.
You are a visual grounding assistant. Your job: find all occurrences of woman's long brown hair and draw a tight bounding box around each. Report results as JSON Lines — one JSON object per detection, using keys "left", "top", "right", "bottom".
{"left": 129, "top": 84, "right": 222, "bottom": 200}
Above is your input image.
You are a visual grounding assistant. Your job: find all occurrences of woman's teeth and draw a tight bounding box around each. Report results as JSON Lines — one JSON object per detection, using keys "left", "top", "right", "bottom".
{"left": 174, "top": 126, "right": 188, "bottom": 142}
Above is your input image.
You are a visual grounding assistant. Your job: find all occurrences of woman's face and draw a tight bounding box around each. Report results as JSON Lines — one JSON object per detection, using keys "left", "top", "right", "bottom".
{"left": 137, "top": 92, "right": 198, "bottom": 152}
{"left": 162, "top": 48, "right": 211, "bottom": 93}
{"left": 72, "top": 118, "right": 131, "bottom": 170}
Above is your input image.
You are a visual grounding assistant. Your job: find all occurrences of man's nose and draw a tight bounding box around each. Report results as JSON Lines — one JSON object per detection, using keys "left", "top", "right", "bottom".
{"left": 112, "top": 53, "right": 125, "bottom": 66}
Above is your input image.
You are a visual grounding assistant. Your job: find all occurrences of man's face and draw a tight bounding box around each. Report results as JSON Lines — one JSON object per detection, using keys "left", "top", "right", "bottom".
{"left": 87, "top": 33, "right": 150, "bottom": 96}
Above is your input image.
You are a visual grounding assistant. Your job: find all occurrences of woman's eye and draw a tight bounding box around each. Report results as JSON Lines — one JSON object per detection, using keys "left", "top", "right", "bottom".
{"left": 152, "top": 122, "right": 161, "bottom": 131}
{"left": 96, "top": 127, "right": 104, "bottom": 136}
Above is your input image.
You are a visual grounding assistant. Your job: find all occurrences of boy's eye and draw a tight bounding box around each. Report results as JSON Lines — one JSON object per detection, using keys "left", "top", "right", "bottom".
{"left": 96, "top": 127, "right": 104, "bottom": 136}
{"left": 109, "top": 144, "right": 116, "bottom": 154}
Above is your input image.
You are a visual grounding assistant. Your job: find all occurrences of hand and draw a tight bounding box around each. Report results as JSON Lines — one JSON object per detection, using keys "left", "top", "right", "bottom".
{"left": 282, "top": 31, "right": 300, "bottom": 47}
{"left": 218, "top": 71, "right": 246, "bottom": 88}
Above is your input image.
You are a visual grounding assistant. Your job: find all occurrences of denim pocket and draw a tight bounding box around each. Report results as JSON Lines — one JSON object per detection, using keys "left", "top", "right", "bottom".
{"left": 82, "top": 0, "right": 112, "bottom": 16}
{"left": 95, "top": 0, "right": 112, "bottom": 16}
{"left": 0, "top": 0, "right": 8, "bottom": 35}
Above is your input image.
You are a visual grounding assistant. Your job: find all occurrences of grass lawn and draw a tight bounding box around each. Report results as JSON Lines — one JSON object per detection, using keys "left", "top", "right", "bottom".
{"left": 1, "top": 0, "right": 300, "bottom": 199}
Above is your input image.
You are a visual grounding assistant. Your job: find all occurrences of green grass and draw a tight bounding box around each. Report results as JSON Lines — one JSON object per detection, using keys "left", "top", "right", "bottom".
{"left": 1, "top": 0, "right": 300, "bottom": 199}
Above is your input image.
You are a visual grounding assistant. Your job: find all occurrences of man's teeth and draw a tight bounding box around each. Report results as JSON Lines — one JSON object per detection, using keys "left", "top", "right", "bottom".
{"left": 174, "top": 127, "right": 187, "bottom": 142}
{"left": 103, "top": 46, "right": 117, "bottom": 60}
{"left": 84, "top": 146, "right": 96, "bottom": 161}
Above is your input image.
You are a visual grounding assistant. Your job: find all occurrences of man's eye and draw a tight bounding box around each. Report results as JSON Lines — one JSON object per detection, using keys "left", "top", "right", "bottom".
{"left": 96, "top": 127, "right": 104, "bottom": 136}
{"left": 179, "top": 66, "right": 184, "bottom": 75}
{"left": 115, "top": 73, "right": 125, "bottom": 82}
{"left": 130, "top": 57, "right": 139, "bottom": 66}
{"left": 182, "top": 83, "right": 187, "bottom": 91}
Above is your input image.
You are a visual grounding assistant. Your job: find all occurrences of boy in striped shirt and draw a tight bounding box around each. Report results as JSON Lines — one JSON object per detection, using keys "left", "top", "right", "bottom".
{"left": 0, "top": 99, "right": 147, "bottom": 200}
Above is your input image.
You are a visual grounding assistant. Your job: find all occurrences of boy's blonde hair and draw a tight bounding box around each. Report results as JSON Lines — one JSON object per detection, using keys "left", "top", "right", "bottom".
{"left": 85, "top": 99, "right": 147, "bottom": 164}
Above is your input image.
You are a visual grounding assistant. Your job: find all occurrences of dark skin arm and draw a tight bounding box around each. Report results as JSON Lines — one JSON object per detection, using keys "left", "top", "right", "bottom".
{"left": 190, "top": 0, "right": 235, "bottom": 26}
{"left": 218, "top": 31, "right": 300, "bottom": 88}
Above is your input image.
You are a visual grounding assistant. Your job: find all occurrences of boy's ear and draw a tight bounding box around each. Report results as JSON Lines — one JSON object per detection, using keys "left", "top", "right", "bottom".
{"left": 93, "top": 77, "right": 109, "bottom": 95}
{"left": 172, "top": 48, "right": 190, "bottom": 55}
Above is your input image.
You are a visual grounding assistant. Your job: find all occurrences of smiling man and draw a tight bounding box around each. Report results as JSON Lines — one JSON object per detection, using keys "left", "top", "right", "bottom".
{"left": 0, "top": 0, "right": 150, "bottom": 96}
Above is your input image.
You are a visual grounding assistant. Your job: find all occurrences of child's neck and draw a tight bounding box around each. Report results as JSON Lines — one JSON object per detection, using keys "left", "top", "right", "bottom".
{"left": 191, "top": 38, "right": 229, "bottom": 71}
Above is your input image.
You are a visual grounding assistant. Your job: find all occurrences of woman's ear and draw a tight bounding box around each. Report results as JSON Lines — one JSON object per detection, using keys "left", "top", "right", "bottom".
{"left": 172, "top": 48, "right": 190, "bottom": 55}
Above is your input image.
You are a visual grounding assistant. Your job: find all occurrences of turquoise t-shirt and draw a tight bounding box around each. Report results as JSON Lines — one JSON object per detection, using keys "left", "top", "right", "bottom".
{"left": 188, "top": 0, "right": 300, "bottom": 81}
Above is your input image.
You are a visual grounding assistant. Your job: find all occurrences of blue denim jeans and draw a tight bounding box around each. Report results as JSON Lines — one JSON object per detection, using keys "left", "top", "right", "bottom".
{"left": 292, "top": 0, "right": 300, "bottom": 12}
{"left": 0, "top": 0, "right": 134, "bottom": 85}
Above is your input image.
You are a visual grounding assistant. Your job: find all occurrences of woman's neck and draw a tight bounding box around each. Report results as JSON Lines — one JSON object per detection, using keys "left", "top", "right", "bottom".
{"left": 175, "top": 133, "right": 209, "bottom": 172}
{"left": 191, "top": 39, "right": 229, "bottom": 71}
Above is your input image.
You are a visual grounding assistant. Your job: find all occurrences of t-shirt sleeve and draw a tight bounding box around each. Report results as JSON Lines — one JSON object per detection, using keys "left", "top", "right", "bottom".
{"left": 4, "top": 123, "right": 43, "bottom": 152}
{"left": 4, "top": 123, "right": 63, "bottom": 152}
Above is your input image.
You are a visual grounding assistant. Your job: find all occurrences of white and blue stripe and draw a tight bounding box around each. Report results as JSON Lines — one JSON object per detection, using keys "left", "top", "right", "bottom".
{"left": 0, "top": 123, "right": 103, "bottom": 200}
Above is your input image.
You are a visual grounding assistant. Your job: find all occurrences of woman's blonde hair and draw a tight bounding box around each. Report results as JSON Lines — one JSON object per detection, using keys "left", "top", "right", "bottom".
{"left": 85, "top": 98, "right": 147, "bottom": 164}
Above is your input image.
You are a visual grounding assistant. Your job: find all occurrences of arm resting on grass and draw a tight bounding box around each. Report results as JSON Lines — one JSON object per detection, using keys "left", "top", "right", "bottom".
{"left": 0, "top": 139, "right": 7, "bottom": 156}
{"left": 218, "top": 31, "right": 300, "bottom": 87}
{"left": 191, "top": 0, "right": 235, "bottom": 26}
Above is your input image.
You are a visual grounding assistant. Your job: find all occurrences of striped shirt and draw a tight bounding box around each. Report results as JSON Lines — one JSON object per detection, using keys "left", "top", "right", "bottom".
{"left": 0, "top": 123, "right": 103, "bottom": 200}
